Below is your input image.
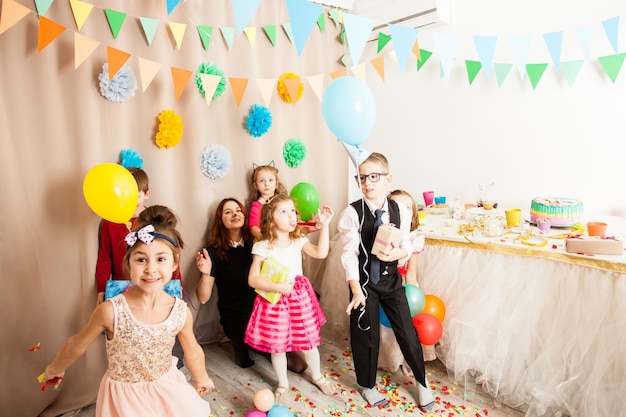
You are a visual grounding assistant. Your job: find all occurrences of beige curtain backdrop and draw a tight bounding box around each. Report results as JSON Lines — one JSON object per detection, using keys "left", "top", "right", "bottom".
{"left": 0, "top": 1, "right": 348, "bottom": 415}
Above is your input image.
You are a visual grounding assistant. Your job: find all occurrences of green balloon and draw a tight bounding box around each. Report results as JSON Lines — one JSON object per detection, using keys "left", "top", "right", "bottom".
{"left": 289, "top": 182, "right": 320, "bottom": 222}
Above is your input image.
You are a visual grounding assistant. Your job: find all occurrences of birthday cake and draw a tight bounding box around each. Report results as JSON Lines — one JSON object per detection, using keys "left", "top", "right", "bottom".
{"left": 530, "top": 197, "right": 583, "bottom": 227}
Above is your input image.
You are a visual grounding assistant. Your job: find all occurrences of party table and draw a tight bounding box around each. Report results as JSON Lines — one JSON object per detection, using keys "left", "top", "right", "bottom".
{"left": 416, "top": 209, "right": 626, "bottom": 416}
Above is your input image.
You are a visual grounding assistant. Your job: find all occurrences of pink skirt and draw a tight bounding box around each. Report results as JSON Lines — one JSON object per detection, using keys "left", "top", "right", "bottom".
{"left": 95, "top": 357, "right": 211, "bottom": 417}
{"left": 245, "top": 275, "right": 326, "bottom": 353}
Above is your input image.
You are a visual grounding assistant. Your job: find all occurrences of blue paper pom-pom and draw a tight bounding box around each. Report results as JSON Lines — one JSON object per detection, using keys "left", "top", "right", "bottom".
{"left": 98, "top": 63, "right": 138, "bottom": 103}
{"left": 119, "top": 149, "right": 143, "bottom": 169}
{"left": 200, "top": 145, "right": 232, "bottom": 179}
{"left": 245, "top": 104, "right": 272, "bottom": 137}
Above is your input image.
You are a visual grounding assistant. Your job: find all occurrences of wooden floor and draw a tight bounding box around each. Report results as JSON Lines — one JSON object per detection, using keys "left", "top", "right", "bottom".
{"left": 63, "top": 339, "right": 527, "bottom": 417}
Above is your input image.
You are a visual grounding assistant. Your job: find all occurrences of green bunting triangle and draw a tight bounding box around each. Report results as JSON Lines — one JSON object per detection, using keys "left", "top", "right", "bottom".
{"left": 197, "top": 25, "right": 213, "bottom": 51}
{"left": 139, "top": 17, "right": 158, "bottom": 46}
{"left": 317, "top": 13, "right": 325, "bottom": 33}
{"left": 220, "top": 27, "right": 235, "bottom": 50}
{"left": 526, "top": 63, "right": 548, "bottom": 89}
{"left": 417, "top": 49, "right": 432, "bottom": 71}
{"left": 263, "top": 25, "right": 277, "bottom": 46}
{"left": 340, "top": 27, "right": 345, "bottom": 45}
{"left": 561, "top": 60, "right": 584, "bottom": 86}
{"left": 377, "top": 33, "right": 391, "bottom": 53}
{"left": 465, "top": 60, "right": 482, "bottom": 85}
{"left": 328, "top": 9, "right": 339, "bottom": 25}
{"left": 104, "top": 9, "right": 127, "bottom": 39}
{"left": 597, "top": 53, "right": 626, "bottom": 83}
{"left": 494, "top": 63, "right": 513, "bottom": 87}
{"left": 282, "top": 23, "right": 294, "bottom": 44}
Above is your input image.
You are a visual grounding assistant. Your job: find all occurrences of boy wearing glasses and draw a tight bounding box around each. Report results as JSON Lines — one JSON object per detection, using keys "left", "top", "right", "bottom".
{"left": 337, "top": 150, "right": 434, "bottom": 409}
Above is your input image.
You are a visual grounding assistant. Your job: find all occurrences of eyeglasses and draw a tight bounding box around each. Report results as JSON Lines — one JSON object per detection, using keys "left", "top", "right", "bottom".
{"left": 355, "top": 173, "right": 388, "bottom": 184}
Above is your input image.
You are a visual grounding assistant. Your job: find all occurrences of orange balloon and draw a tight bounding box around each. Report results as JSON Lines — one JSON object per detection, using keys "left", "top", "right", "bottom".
{"left": 253, "top": 388, "right": 275, "bottom": 412}
{"left": 423, "top": 294, "right": 446, "bottom": 322}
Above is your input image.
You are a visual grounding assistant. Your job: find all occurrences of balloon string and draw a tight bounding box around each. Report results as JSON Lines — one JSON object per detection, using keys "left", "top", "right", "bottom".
{"left": 357, "top": 198, "right": 371, "bottom": 332}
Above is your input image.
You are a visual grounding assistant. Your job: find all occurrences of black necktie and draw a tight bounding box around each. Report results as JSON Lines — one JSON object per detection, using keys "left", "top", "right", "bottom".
{"left": 370, "top": 209, "right": 385, "bottom": 284}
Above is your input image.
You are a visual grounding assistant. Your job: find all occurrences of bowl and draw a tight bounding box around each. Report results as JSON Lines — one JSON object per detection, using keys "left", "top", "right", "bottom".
{"left": 428, "top": 205, "right": 449, "bottom": 215}
{"left": 587, "top": 222, "right": 607, "bottom": 236}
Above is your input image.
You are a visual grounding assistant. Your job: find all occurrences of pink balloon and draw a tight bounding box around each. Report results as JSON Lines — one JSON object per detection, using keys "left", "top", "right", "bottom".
{"left": 246, "top": 411, "right": 267, "bottom": 417}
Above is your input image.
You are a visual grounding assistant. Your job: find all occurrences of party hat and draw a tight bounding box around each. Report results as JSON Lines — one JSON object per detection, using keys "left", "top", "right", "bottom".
{"left": 342, "top": 142, "right": 371, "bottom": 168}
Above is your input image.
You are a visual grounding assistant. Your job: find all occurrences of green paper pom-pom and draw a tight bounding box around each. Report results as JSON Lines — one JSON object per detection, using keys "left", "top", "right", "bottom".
{"left": 195, "top": 62, "right": 226, "bottom": 100}
{"left": 283, "top": 138, "right": 307, "bottom": 168}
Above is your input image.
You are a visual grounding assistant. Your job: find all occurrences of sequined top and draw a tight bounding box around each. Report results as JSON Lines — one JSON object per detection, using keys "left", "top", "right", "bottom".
{"left": 106, "top": 295, "right": 186, "bottom": 383}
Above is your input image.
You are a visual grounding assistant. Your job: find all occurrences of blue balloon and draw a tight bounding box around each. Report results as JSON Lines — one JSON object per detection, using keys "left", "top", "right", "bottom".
{"left": 404, "top": 284, "right": 426, "bottom": 317}
{"left": 321, "top": 76, "right": 376, "bottom": 146}
{"left": 379, "top": 305, "right": 391, "bottom": 328}
{"left": 267, "top": 405, "right": 293, "bottom": 417}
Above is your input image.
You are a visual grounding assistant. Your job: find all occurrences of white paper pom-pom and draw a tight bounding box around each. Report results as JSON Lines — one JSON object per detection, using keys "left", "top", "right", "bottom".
{"left": 98, "top": 63, "right": 138, "bottom": 103}
{"left": 200, "top": 145, "right": 231, "bottom": 179}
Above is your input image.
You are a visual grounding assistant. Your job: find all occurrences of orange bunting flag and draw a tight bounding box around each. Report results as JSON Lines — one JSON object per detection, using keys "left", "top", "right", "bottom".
{"left": 228, "top": 77, "right": 248, "bottom": 108}
{"left": 171, "top": 67, "right": 193, "bottom": 100}
{"left": 329, "top": 68, "right": 346, "bottom": 80}
{"left": 370, "top": 55, "right": 385, "bottom": 80}
{"left": 283, "top": 77, "right": 302, "bottom": 105}
{"left": 38, "top": 16, "right": 66, "bottom": 52}
{"left": 106, "top": 46, "right": 131, "bottom": 80}
{"left": 0, "top": 0, "right": 32, "bottom": 36}
{"left": 412, "top": 38, "right": 421, "bottom": 61}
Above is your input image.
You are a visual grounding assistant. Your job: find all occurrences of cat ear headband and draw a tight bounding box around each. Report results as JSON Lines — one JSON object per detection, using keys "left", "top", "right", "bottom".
{"left": 125, "top": 225, "right": 178, "bottom": 248}
{"left": 252, "top": 160, "right": 275, "bottom": 170}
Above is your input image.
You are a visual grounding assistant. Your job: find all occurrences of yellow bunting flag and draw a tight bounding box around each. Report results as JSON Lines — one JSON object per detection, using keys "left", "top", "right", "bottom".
{"left": 370, "top": 55, "right": 385, "bottom": 80}
{"left": 171, "top": 67, "right": 193, "bottom": 100}
{"left": 0, "top": 0, "right": 31, "bottom": 35}
{"left": 329, "top": 68, "right": 346, "bottom": 80}
{"left": 243, "top": 27, "right": 256, "bottom": 48}
{"left": 69, "top": 0, "right": 93, "bottom": 31}
{"left": 74, "top": 32, "right": 99, "bottom": 69}
{"left": 38, "top": 17, "right": 66, "bottom": 52}
{"left": 168, "top": 22, "right": 186, "bottom": 49}
{"left": 137, "top": 57, "right": 161, "bottom": 92}
{"left": 283, "top": 77, "right": 302, "bottom": 105}
{"left": 199, "top": 74, "right": 221, "bottom": 107}
{"left": 228, "top": 77, "right": 248, "bottom": 108}
{"left": 106, "top": 46, "right": 131, "bottom": 80}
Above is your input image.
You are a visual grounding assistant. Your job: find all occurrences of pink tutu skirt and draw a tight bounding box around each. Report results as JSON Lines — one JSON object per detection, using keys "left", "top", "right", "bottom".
{"left": 95, "top": 357, "right": 211, "bottom": 417}
{"left": 245, "top": 275, "right": 326, "bottom": 353}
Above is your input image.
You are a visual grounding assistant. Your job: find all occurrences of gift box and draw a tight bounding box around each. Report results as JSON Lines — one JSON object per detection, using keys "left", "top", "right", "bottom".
{"left": 256, "top": 257, "right": 290, "bottom": 304}
{"left": 372, "top": 225, "right": 403, "bottom": 256}
{"left": 565, "top": 236, "right": 624, "bottom": 255}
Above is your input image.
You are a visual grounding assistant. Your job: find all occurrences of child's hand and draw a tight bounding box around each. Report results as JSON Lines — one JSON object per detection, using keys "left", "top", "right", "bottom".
{"left": 196, "top": 377, "right": 215, "bottom": 396}
{"left": 315, "top": 205, "right": 334, "bottom": 226}
{"left": 346, "top": 291, "right": 366, "bottom": 315}
{"left": 277, "top": 280, "right": 296, "bottom": 294}
{"left": 195, "top": 249, "right": 212, "bottom": 276}
{"left": 375, "top": 241, "right": 406, "bottom": 263}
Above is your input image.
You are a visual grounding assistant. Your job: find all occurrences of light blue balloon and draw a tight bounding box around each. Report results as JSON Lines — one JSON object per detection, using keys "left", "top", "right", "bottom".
{"left": 267, "top": 405, "right": 293, "bottom": 417}
{"left": 321, "top": 76, "right": 376, "bottom": 146}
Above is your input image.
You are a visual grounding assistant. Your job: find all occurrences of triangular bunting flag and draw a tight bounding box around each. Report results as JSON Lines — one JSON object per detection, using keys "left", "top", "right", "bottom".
{"left": 494, "top": 63, "right": 512, "bottom": 87}
{"left": 220, "top": 27, "right": 235, "bottom": 50}
{"left": 263, "top": 25, "right": 277, "bottom": 46}
{"left": 432, "top": 31, "right": 459, "bottom": 80}
{"left": 34, "top": 0, "right": 53, "bottom": 16}
{"left": 139, "top": 17, "right": 158, "bottom": 46}
{"left": 104, "top": 9, "right": 127, "bottom": 39}
{"left": 317, "top": 12, "right": 325, "bottom": 33}
{"left": 543, "top": 31, "right": 563, "bottom": 72}
{"left": 377, "top": 32, "right": 391, "bottom": 53}
{"left": 137, "top": 57, "right": 161, "bottom": 92}
{"left": 306, "top": 74, "right": 324, "bottom": 102}
{"left": 244, "top": 27, "right": 257, "bottom": 47}
{"left": 0, "top": 0, "right": 31, "bottom": 35}
{"left": 199, "top": 74, "right": 221, "bottom": 107}
{"left": 168, "top": 22, "right": 186, "bottom": 49}
{"left": 232, "top": 0, "right": 262, "bottom": 36}
{"left": 417, "top": 49, "right": 432, "bottom": 71}
{"left": 38, "top": 16, "right": 66, "bottom": 52}
{"left": 412, "top": 39, "right": 420, "bottom": 60}
{"left": 256, "top": 78, "right": 276, "bottom": 106}
{"left": 561, "top": 60, "right": 584, "bottom": 87}
{"left": 473, "top": 35, "right": 497, "bottom": 79}
{"left": 328, "top": 9, "right": 339, "bottom": 25}
{"left": 510, "top": 35, "right": 531, "bottom": 79}
{"left": 574, "top": 25, "right": 592, "bottom": 62}
{"left": 283, "top": 77, "right": 302, "bottom": 105}
{"left": 171, "top": 67, "right": 193, "bottom": 100}
{"left": 329, "top": 68, "right": 346, "bottom": 79}
{"left": 526, "top": 63, "right": 548, "bottom": 89}
{"left": 106, "top": 46, "right": 131, "bottom": 79}
{"left": 465, "top": 60, "right": 482, "bottom": 85}
{"left": 340, "top": 54, "right": 349, "bottom": 67}
{"left": 342, "top": 12, "right": 376, "bottom": 65}
{"left": 286, "top": 0, "right": 323, "bottom": 55}
{"left": 350, "top": 62, "right": 366, "bottom": 81}
{"left": 197, "top": 25, "right": 213, "bottom": 51}
{"left": 74, "top": 32, "right": 99, "bottom": 69}
{"left": 370, "top": 55, "right": 385, "bottom": 80}
{"left": 167, "top": 0, "right": 181, "bottom": 15}
{"left": 602, "top": 16, "right": 620, "bottom": 54}
{"left": 597, "top": 53, "right": 626, "bottom": 83}
{"left": 282, "top": 23, "right": 294, "bottom": 44}
{"left": 69, "top": 0, "right": 93, "bottom": 31}
{"left": 387, "top": 50, "right": 397, "bottom": 65}
{"left": 389, "top": 24, "right": 419, "bottom": 73}
{"left": 228, "top": 77, "right": 248, "bottom": 107}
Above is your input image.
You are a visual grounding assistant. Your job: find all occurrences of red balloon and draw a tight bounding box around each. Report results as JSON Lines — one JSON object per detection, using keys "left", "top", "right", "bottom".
{"left": 423, "top": 294, "right": 446, "bottom": 322}
{"left": 412, "top": 313, "right": 443, "bottom": 345}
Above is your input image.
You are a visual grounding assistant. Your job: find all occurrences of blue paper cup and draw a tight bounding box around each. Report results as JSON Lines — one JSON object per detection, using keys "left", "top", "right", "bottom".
{"left": 434, "top": 196, "right": 446, "bottom": 205}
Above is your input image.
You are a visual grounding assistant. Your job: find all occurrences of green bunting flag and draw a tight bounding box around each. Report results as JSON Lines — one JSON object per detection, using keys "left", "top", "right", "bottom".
{"left": 377, "top": 33, "right": 391, "bottom": 53}
{"left": 597, "top": 53, "right": 626, "bottom": 83}
{"left": 417, "top": 49, "right": 433, "bottom": 71}
{"left": 465, "top": 60, "right": 482, "bottom": 85}
{"left": 526, "top": 63, "right": 548, "bottom": 89}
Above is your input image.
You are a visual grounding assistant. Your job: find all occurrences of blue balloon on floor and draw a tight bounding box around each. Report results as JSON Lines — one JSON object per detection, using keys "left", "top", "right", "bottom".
{"left": 380, "top": 305, "right": 391, "bottom": 328}
{"left": 267, "top": 405, "right": 293, "bottom": 417}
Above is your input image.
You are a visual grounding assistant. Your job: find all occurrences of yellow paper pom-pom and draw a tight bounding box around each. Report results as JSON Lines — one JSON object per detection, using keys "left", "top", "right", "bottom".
{"left": 155, "top": 110, "right": 183, "bottom": 149}
{"left": 277, "top": 72, "right": 304, "bottom": 104}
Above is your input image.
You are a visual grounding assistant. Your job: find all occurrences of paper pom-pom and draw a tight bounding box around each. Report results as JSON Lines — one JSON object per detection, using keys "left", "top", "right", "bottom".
{"left": 195, "top": 62, "right": 227, "bottom": 99}
{"left": 277, "top": 72, "right": 304, "bottom": 104}
{"left": 155, "top": 110, "right": 183, "bottom": 149}
{"left": 200, "top": 145, "right": 232, "bottom": 179}
{"left": 283, "top": 138, "right": 307, "bottom": 168}
{"left": 246, "top": 104, "right": 272, "bottom": 137}
{"left": 119, "top": 149, "right": 143, "bottom": 169}
{"left": 98, "top": 63, "right": 137, "bottom": 103}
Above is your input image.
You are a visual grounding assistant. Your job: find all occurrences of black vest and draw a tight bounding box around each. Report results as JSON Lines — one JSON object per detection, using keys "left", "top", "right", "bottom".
{"left": 351, "top": 198, "right": 401, "bottom": 282}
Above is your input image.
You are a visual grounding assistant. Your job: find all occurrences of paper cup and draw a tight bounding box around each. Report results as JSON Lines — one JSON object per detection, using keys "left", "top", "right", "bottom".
{"left": 587, "top": 222, "right": 607, "bottom": 236}
{"left": 505, "top": 208, "right": 522, "bottom": 227}
{"left": 423, "top": 191, "right": 434, "bottom": 206}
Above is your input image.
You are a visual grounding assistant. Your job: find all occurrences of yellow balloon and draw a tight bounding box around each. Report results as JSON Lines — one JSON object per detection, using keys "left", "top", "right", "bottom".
{"left": 83, "top": 163, "right": 138, "bottom": 224}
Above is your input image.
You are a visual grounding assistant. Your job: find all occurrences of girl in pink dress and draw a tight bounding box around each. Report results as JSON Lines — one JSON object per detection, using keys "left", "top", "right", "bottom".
{"left": 41, "top": 206, "right": 214, "bottom": 417}
{"left": 247, "top": 162, "right": 288, "bottom": 239}
{"left": 245, "top": 194, "right": 334, "bottom": 405}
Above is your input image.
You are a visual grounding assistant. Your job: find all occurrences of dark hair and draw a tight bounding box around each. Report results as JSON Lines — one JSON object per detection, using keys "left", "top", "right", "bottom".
{"left": 259, "top": 194, "right": 303, "bottom": 244}
{"left": 388, "top": 189, "right": 420, "bottom": 230}
{"left": 247, "top": 164, "right": 288, "bottom": 204}
{"left": 127, "top": 167, "right": 150, "bottom": 193}
{"left": 208, "top": 198, "right": 252, "bottom": 260}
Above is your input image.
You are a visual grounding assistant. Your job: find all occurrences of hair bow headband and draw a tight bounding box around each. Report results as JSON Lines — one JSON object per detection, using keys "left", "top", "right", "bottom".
{"left": 125, "top": 225, "right": 177, "bottom": 248}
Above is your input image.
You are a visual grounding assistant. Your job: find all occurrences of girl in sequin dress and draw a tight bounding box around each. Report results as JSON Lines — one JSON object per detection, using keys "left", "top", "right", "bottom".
{"left": 41, "top": 206, "right": 213, "bottom": 416}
